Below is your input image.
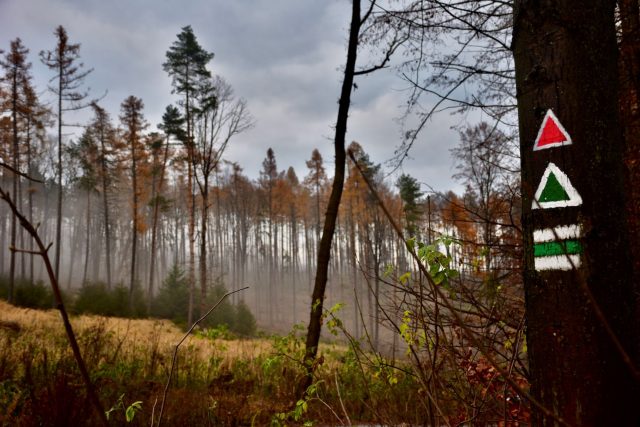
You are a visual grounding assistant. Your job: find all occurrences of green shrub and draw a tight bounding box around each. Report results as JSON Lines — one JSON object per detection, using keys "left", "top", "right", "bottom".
{"left": 151, "top": 264, "right": 189, "bottom": 325}
{"left": 150, "top": 265, "right": 256, "bottom": 336}
{"left": 0, "top": 275, "right": 58, "bottom": 309}
{"left": 201, "top": 284, "right": 236, "bottom": 330}
{"left": 234, "top": 300, "right": 257, "bottom": 336}
{"left": 13, "top": 279, "right": 55, "bottom": 309}
{"left": 74, "top": 282, "right": 146, "bottom": 318}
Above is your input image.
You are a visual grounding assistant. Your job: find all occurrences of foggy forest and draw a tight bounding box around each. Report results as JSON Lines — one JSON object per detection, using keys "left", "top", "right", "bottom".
{"left": 1, "top": 0, "right": 639, "bottom": 426}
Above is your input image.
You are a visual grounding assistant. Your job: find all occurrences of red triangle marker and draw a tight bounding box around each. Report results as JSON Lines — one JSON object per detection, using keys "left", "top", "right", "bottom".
{"left": 533, "top": 109, "right": 572, "bottom": 151}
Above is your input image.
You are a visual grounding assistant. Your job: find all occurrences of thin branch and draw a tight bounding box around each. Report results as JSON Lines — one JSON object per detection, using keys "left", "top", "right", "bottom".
{"left": 0, "top": 161, "right": 43, "bottom": 183}
{"left": 0, "top": 186, "right": 109, "bottom": 427}
{"left": 347, "top": 148, "right": 571, "bottom": 427}
{"left": 156, "top": 286, "right": 249, "bottom": 427}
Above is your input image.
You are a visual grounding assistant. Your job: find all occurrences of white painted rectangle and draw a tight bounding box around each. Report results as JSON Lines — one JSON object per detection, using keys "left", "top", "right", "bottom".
{"left": 534, "top": 254, "right": 581, "bottom": 271}
{"left": 533, "top": 224, "right": 582, "bottom": 243}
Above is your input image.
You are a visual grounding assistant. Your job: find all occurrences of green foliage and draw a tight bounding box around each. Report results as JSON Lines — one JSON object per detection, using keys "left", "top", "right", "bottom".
{"left": 408, "top": 235, "right": 460, "bottom": 289}
{"left": 396, "top": 173, "right": 424, "bottom": 235}
{"left": 201, "top": 284, "right": 236, "bottom": 329}
{"left": 163, "top": 26, "right": 214, "bottom": 97}
{"left": 105, "top": 394, "right": 142, "bottom": 423}
{"left": 197, "top": 324, "right": 234, "bottom": 340}
{"left": 234, "top": 300, "right": 257, "bottom": 336}
{"left": 151, "top": 264, "right": 189, "bottom": 325}
{"left": 272, "top": 389, "right": 315, "bottom": 426}
{"left": 0, "top": 275, "right": 58, "bottom": 309}
{"left": 152, "top": 265, "right": 257, "bottom": 336}
{"left": 13, "top": 280, "right": 54, "bottom": 309}
{"left": 74, "top": 282, "right": 146, "bottom": 318}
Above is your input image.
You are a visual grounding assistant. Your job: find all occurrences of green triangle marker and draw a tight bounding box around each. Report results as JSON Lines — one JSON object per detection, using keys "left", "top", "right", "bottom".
{"left": 532, "top": 163, "right": 582, "bottom": 209}
{"left": 539, "top": 172, "right": 570, "bottom": 202}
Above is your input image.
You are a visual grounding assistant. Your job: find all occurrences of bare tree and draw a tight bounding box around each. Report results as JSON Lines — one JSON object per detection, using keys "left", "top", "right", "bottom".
{"left": 192, "top": 76, "right": 252, "bottom": 315}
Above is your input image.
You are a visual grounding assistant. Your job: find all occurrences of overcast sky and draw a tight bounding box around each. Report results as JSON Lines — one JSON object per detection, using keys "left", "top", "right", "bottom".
{"left": 0, "top": 0, "right": 473, "bottom": 193}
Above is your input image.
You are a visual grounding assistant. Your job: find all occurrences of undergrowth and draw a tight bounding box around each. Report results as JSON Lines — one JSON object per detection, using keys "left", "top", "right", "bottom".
{"left": 0, "top": 300, "right": 420, "bottom": 426}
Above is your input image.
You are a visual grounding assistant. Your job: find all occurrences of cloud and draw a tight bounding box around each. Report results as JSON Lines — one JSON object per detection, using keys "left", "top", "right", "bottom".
{"left": 0, "top": 0, "right": 465, "bottom": 194}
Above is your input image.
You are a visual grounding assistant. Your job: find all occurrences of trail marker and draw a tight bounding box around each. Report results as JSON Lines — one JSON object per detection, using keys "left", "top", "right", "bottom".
{"left": 533, "top": 224, "right": 583, "bottom": 271}
{"left": 533, "top": 109, "right": 572, "bottom": 151}
{"left": 532, "top": 162, "right": 582, "bottom": 209}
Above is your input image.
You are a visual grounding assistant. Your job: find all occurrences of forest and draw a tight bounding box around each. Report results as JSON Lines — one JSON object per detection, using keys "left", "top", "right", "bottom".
{"left": 1, "top": 0, "right": 639, "bottom": 426}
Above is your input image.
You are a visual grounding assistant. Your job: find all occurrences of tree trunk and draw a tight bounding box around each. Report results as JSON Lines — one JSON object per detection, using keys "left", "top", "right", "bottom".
{"left": 82, "top": 190, "right": 90, "bottom": 286}
{"left": 9, "top": 69, "right": 19, "bottom": 301}
{"left": 130, "top": 136, "right": 138, "bottom": 312}
{"left": 618, "top": 0, "right": 640, "bottom": 363}
{"left": 200, "top": 176, "right": 209, "bottom": 316}
{"left": 99, "top": 128, "right": 112, "bottom": 288}
{"left": 301, "top": 0, "right": 360, "bottom": 393}
{"left": 148, "top": 135, "right": 170, "bottom": 311}
{"left": 187, "top": 159, "right": 196, "bottom": 325}
{"left": 513, "top": 0, "right": 639, "bottom": 423}
{"left": 55, "top": 60, "right": 63, "bottom": 281}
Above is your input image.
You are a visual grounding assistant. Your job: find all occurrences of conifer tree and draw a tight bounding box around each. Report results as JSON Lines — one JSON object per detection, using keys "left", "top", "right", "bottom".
{"left": 119, "top": 96, "right": 148, "bottom": 311}
{"left": 40, "top": 25, "right": 93, "bottom": 280}
{"left": 163, "top": 25, "right": 213, "bottom": 323}
{"left": 0, "top": 38, "right": 31, "bottom": 301}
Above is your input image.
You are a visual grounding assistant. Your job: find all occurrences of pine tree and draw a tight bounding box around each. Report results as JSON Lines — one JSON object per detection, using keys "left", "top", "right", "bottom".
{"left": 163, "top": 25, "right": 213, "bottom": 324}
{"left": 40, "top": 25, "right": 93, "bottom": 281}
{"left": 396, "top": 173, "right": 423, "bottom": 237}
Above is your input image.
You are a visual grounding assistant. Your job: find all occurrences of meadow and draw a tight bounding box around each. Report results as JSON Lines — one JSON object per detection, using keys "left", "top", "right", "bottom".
{"left": 0, "top": 300, "right": 422, "bottom": 426}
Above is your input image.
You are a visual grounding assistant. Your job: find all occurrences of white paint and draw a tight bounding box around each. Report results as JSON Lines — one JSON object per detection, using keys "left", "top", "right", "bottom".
{"left": 533, "top": 224, "right": 582, "bottom": 243}
{"left": 533, "top": 109, "right": 573, "bottom": 151}
{"left": 535, "top": 254, "right": 582, "bottom": 271}
{"left": 532, "top": 162, "right": 583, "bottom": 209}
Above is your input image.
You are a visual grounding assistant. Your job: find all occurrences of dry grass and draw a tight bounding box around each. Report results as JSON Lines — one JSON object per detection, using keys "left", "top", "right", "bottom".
{"left": 0, "top": 300, "right": 420, "bottom": 426}
{"left": 0, "top": 300, "right": 271, "bottom": 362}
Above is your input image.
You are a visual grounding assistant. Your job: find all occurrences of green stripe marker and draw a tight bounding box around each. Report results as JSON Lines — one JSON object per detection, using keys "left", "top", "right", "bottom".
{"left": 533, "top": 224, "right": 583, "bottom": 271}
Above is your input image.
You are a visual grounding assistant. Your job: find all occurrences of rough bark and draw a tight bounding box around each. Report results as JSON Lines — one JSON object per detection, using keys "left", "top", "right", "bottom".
{"left": 618, "top": 0, "right": 640, "bottom": 364}
{"left": 513, "top": 0, "right": 639, "bottom": 424}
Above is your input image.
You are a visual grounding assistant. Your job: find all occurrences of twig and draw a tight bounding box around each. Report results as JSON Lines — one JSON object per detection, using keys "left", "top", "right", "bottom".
{"left": 347, "top": 149, "right": 572, "bottom": 427}
{"left": 334, "top": 371, "right": 352, "bottom": 426}
{"left": 150, "top": 397, "right": 158, "bottom": 427}
{"left": 155, "top": 286, "right": 248, "bottom": 427}
{"left": 0, "top": 161, "right": 43, "bottom": 183}
{"left": 0, "top": 186, "right": 109, "bottom": 427}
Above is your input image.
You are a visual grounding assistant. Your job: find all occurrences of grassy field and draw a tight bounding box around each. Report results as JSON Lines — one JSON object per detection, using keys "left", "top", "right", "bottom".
{"left": 0, "top": 300, "right": 422, "bottom": 426}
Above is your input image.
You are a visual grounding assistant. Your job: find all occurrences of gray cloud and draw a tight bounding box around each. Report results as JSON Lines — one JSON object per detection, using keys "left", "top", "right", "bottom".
{"left": 0, "top": 0, "right": 465, "bottom": 193}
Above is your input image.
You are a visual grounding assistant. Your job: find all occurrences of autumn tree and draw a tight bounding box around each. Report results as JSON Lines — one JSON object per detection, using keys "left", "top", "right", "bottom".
{"left": 147, "top": 105, "right": 183, "bottom": 310}
{"left": 119, "top": 96, "right": 148, "bottom": 311}
{"left": 40, "top": 25, "right": 93, "bottom": 281}
{"left": 0, "top": 38, "right": 31, "bottom": 301}
{"left": 451, "top": 122, "right": 519, "bottom": 286}
{"left": 20, "top": 74, "right": 49, "bottom": 284}
{"left": 67, "top": 129, "right": 99, "bottom": 285}
{"left": 304, "top": 148, "right": 326, "bottom": 250}
{"left": 86, "top": 102, "right": 116, "bottom": 287}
